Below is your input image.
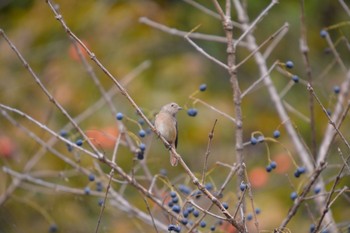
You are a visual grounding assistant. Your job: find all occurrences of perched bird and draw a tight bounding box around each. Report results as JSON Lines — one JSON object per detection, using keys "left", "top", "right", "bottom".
{"left": 154, "top": 102, "right": 182, "bottom": 166}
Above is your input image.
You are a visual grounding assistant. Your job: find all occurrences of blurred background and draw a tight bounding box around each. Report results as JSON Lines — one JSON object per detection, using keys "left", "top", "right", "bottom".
{"left": 0, "top": 0, "right": 349, "bottom": 232}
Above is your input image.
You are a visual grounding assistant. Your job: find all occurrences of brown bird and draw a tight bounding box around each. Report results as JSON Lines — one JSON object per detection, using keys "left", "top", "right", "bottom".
{"left": 154, "top": 102, "right": 182, "bottom": 166}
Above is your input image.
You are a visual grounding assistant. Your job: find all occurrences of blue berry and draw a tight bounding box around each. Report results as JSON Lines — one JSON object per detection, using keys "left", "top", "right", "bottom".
{"left": 168, "top": 224, "right": 177, "bottom": 231}
{"left": 247, "top": 213, "right": 253, "bottom": 221}
{"left": 292, "top": 75, "right": 299, "bottom": 83}
{"left": 172, "top": 204, "right": 181, "bottom": 213}
{"left": 170, "top": 191, "right": 177, "bottom": 198}
{"left": 178, "top": 184, "right": 191, "bottom": 195}
{"left": 76, "top": 139, "right": 83, "bottom": 146}
{"left": 205, "top": 183, "right": 213, "bottom": 190}
{"left": 193, "top": 209, "right": 199, "bottom": 217}
{"left": 96, "top": 182, "right": 103, "bottom": 192}
{"left": 98, "top": 198, "right": 104, "bottom": 206}
{"left": 297, "top": 167, "right": 306, "bottom": 174}
{"left": 326, "top": 109, "right": 332, "bottom": 116}
{"left": 210, "top": 225, "right": 216, "bottom": 231}
{"left": 181, "top": 218, "right": 188, "bottom": 225}
{"left": 266, "top": 164, "right": 272, "bottom": 172}
{"left": 199, "top": 83, "right": 207, "bottom": 92}
{"left": 137, "top": 151, "right": 144, "bottom": 160}
{"left": 138, "top": 129, "right": 146, "bottom": 138}
{"left": 250, "top": 137, "right": 258, "bottom": 145}
{"left": 160, "top": 168, "right": 167, "bottom": 176}
{"left": 66, "top": 143, "right": 73, "bottom": 152}
{"left": 138, "top": 118, "right": 145, "bottom": 125}
{"left": 257, "top": 135, "right": 265, "bottom": 143}
{"left": 168, "top": 201, "right": 174, "bottom": 208}
{"left": 310, "top": 223, "right": 316, "bottom": 233}
{"left": 187, "top": 108, "right": 198, "bottom": 117}
{"left": 88, "top": 173, "right": 95, "bottom": 182}
{"left": 183, "top": 209, "right": 189, "bottom": 218}
{"left": 172, "top": 196, "right": 179, "bottom": 204}
{"left": 84, "top": 187, "right": 91, "bottom": 195}
{"left": 290, "top": 191, "right": 298, "bottom": 200}
{"left": 294, "top": 170, "right": 301, "bottom": 178}
{"left": 255, "top": 208, "right": 261, "bottom": 214}
{"left": 333, "top": 85, "right": 340, "bottom": 94}
{"left": 314, "top": 186, "right": 321, "bottom": 194}
{"left": 273, "top": 130, "right": 280, "bottom": 138}
{"left": 270, "top": 161, "right": 277, "bottom": 169}
{"left": 186, "top": 206, "right": 194, "bottom": 213}
{"left": 139, "top": 143, "right": 146, "bottom": 151}
{"left": 59, "top": 130, "right": 68, "bottom": 137}
{"left": 222, "top": 202, "right": 229, "bottom": 209}
{"left": 200, "top": 220, "right": 206, "bottom": 228}
{"left": 174, "top": 226, "right": 181, "bottom": 233}
{"left": 194, "top": 190, "right": 202, "bottom": 199}
{"left": 240, "top": 183, "right": 247, "bottom": 191}
{"left": 49, "top": 224, "right": 58, "bottom": 233}
{"left": 286, "top": 60, "right": 294, "bottom": 69}
{"left": 320, "top": 30, "right": 328, "bottom": 38}
{"left": 116, "top": 112, "right": 124, "bottom": 120}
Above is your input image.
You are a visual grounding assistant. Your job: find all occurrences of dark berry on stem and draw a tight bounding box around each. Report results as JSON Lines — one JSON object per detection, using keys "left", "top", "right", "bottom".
{"left": 88, "top": 173, "right": 95, "bottom": 182}
{"left": 250, "top": 137, "right": 258, "bottom": 145}
{"left": 137, "top": 151, "right": 144, "bottom": 160}
{"left": 116, "top": 112, "right": 123, "bottom": 120}
{"left": 138, "top": 129, "right": 146, "bottom": 138}
{"left": 139, "top": 143, "right": 146, "bottom": 151}
{"left": 297, "top": 167, "right": 306, "bottom": 174}
{"left": 170, "top": 191, "right": 177, "bottom": 198}
{"left": 333, "top": 85, "right": 340, "bottom": 94}
{"left": 273, "top": 130, "right": 280, "bottom": 138}
{"left": 172, "top": 196, "right": 179, "bottom": 204}
{"left": 314, "top": 186, "right": 321, "bottom": 194}
{"left": 199, "top": 83, "right": 207, "bottom": 91}
{"left": 270, "top": 161, "right": 277, "bottom": 169}
{"left": 255, "top": 208, "right": 261, "bottom": 214}
{"left": 257, "top": 135, "right": 264, "bottom": 143}
{"left": 96, "top": 182, "right": 103, "bottom": 192}
{"left": 247, "top": 213, "right": 253, "bottom": 221}
{"left": 84, "top": 187, "right": 91, "bottom": 195}
{"left": 266, "top": 164, "right": 272, "bottom": 172}
{"left": 187, "top": 108, "right": 198, "bottom": 117}
{"left": 205, "top": 183, "right": 213, "bottom": 190}
{"left": 181, "top": 218, "right": 188, "bottom": 225}
{"left": 76, "top": 139, "right": 83, "bottom": 146}
{"left": 310, "top": 224, "right": 316, "bottom": 233}
{"left": 240, "top": 183, "right": 247, "bottom": 191}
{"left": 286, "top": 60, "right": 294, "bottom": 69}
{"left": 200, "top": 220, "right": 206, "bottom": 228}
{"left": 98, "top": 198, "right": 104, "bottom": 206}
{"left": 320, "top": 30, "right": 328, "bottom": 38}
{"left": 193, "top": 209, "right": 199, "bottom": 217}
{"left": 49, "top": 224, "right": 58, "bottom": 233}
{"left": 178, "top": 184, "right": 191, "bottom": 195}
{"left": 222, "top": 202, "right": 229, "bottom": 209}
{"left": 183, "top": 209, "right": 189, "bottom": 218}
{"left": 290, "top": 191, "right": 298, "bottom": 200}
{"left": 172, "top": 204, "right": 181, "bottom": 213}
{"left": 292, "top": 75, "right": 299, "bottom": 83}
{"left": 60, "top": 130, "right": 68, "bottom": 137}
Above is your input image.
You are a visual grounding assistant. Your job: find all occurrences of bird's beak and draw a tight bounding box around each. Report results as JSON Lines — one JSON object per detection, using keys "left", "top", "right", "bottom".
{"left": 178, "top": 106, "right": 183, "bottom": 110}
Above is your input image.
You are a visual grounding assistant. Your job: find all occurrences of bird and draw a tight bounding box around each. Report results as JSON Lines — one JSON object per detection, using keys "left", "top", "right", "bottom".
{"left": 154, "top": 102, "right": 182, "bottom": 166}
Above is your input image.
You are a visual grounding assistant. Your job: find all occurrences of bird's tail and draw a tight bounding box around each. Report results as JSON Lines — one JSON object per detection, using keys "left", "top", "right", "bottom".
{"left": 169, "top": 150, "right": 178, "bottom": 166}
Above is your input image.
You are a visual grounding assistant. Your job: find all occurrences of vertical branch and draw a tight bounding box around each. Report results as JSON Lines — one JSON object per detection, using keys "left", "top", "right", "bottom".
{"left": 299, "top": 0, "right": 317, "bottom": 160}
{"left": 213, "top": 0, "right": 245, "bottom": 215}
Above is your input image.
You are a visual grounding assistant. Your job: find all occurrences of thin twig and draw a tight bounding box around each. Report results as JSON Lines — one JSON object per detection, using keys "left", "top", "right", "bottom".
{"left": 201, "top": 119, "right": 218, "bottom": 184}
